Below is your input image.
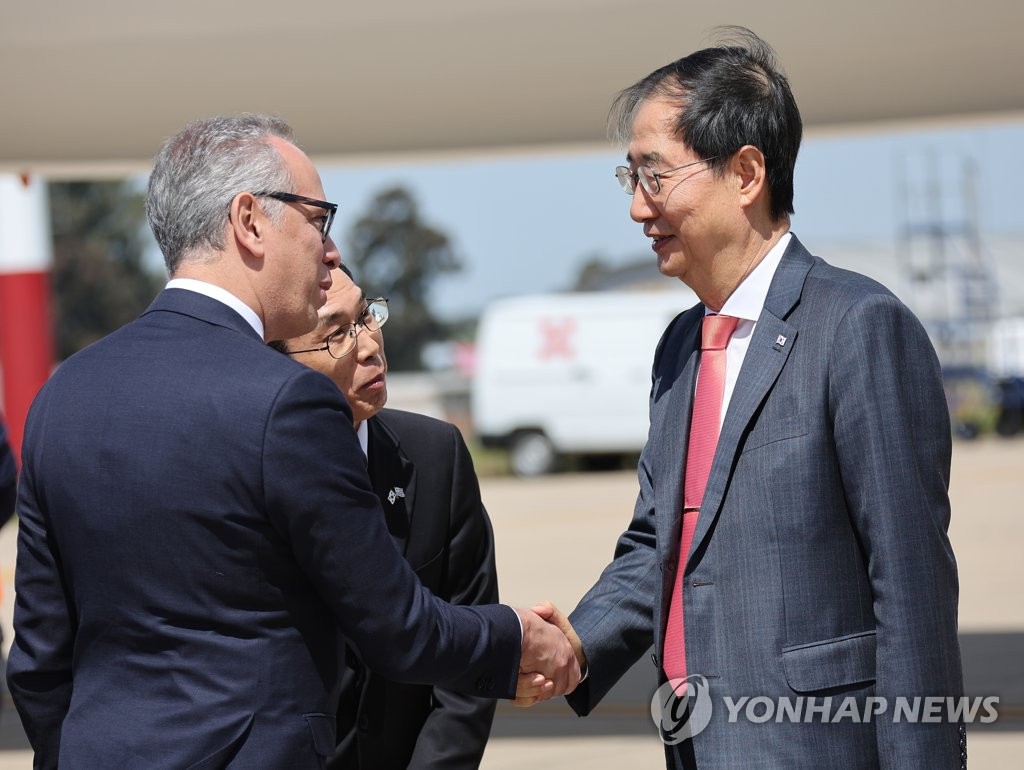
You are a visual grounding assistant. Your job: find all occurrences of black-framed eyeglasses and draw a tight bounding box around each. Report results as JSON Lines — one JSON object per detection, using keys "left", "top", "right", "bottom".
{"left": 287, "top": 297, "right": 389, "bottom": 359}
{"left": 614, "top": 156, "right": 719, "bottom": 196}
{"left": 254, "top": 191, "right": 338, "bottom": 242}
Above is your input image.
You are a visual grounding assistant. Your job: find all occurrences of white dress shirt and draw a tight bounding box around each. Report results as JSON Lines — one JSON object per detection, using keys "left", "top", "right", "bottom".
{"left": 165, "top": 278, "right": 265, "bottom": 340}
{"left": 705, "top": 231, "right": 791, "bottom": 428}
{"left": 355, "top": 420, "right": 369, "bottom": 459}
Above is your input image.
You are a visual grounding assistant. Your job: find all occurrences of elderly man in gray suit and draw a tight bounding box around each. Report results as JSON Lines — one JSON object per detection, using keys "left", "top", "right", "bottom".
{"left": 520, "top": 28, "right": 965, "bottom": 770}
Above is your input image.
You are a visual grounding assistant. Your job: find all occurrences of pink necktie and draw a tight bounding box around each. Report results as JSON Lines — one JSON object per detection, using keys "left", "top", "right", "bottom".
{"left": 663, "top": 313, "right": 738, "bottom": 690}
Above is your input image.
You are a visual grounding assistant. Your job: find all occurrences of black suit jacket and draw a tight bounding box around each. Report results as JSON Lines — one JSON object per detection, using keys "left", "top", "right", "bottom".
{"left": 332, "top": 408, "right": 498, "bottom": 769}
{"left": 0, "top": 416, "right": 15, "bottom": 527}
{"left": 6, "top": 289, "right": 521, "bottom": 769}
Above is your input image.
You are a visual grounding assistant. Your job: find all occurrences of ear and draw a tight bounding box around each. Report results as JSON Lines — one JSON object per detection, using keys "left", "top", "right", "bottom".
{"left": 229, "top": 192, "right": 267, "bottom": 259}
{"left": 733, "top": 145, "right": 768, "bottom": 211}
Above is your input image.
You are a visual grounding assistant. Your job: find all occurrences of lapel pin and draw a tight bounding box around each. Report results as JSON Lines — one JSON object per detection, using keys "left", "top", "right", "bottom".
{"left": 387, "top": 487, "right": 406, "bottom": 505}
{"left": 776, "top": 335, "right": 787, "bottom": 347}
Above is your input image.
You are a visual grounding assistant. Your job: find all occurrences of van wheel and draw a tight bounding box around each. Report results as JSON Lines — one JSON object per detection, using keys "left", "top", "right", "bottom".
{"left": 509, "top": 432, "right": 557, "bottom": 477}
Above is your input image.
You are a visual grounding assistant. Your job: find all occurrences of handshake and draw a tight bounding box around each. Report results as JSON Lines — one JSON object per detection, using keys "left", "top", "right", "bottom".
{"left": 513, "top": 602, "right": 587, "bottom": 707}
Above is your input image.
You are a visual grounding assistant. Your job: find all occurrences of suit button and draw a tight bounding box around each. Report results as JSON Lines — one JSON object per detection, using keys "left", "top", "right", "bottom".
{"left": 358, "top": 714, "right": 370, "bottom": 732}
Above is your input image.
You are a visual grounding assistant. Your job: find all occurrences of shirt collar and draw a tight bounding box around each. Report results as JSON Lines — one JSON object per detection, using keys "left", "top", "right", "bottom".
{"left": 165, "top": 278, "right": 265, "bottom": 340}
{"left": 356, "top": 420, "right": 369, "bottom": 460}
{"left": 717, "top": 231, "right": 792, "bottom": 321}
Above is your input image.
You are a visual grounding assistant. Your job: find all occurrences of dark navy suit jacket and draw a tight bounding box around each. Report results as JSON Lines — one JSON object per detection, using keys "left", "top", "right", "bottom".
{"left": 332, "top": 408, "right": 498, "bottom": 769}
{"left": 0, "top": 416, "right": 15, "bottom": 526}
{"left": 7, "top": 289, "right": 520, "bottom": 769}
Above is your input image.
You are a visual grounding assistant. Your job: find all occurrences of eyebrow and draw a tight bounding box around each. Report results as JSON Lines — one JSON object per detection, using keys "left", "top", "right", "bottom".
{"left": 317, "top": 296, "right": 369, "bottom": 331}
{"left": 316, "top": 311, "right": 350, "bottom": 334}
{"left": 625, "top": 150, "right": 665, "bottom": 166}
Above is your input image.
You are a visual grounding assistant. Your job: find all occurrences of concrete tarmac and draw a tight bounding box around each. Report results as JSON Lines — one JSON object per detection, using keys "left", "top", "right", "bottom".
{"left": 0, "top": 438, "right": 1021, "bottom": 768}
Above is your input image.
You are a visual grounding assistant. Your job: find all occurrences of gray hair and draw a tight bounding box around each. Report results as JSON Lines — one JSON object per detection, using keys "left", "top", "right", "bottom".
{"left": 146, "top": 114, "right": 296, "bottom": 274}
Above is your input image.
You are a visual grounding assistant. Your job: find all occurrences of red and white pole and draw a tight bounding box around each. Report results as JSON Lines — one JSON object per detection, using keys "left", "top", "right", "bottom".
{"left": 0, "top": 173, "right": 55, "bottom": 463}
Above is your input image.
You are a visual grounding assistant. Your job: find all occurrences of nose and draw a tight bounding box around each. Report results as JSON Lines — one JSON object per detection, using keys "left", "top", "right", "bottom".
{"left": 354, "top": 328, "right": 383, "bottom": 362}
{"left": 323, "top": 235, "right": 342, "bottom": 269}
{"left": 629, "top": 186, "right": 657, "bottom": 223}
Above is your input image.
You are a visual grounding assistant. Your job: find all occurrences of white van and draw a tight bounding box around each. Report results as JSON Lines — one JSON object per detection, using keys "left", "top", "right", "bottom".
{"left": 471, "top": 289, "right": 699, "bottom": 476}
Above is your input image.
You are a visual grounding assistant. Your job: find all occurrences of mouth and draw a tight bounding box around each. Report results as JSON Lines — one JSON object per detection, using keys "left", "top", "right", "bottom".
{"left": 649, "top": 233, "right": 674, "bottom": 252}
{"left": 360, "top": 373, "right": 386, "bottom": 392}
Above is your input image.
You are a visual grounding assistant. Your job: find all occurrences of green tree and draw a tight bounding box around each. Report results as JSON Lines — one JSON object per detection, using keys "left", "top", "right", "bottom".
{"left": 344, "top": 186, "right": 462, "bottom": 370}
{"left": 49, "top": 181, "right": 163, "bottom": 359}
{"left": 571, "top": 253, "right": 613, "bottom": 291}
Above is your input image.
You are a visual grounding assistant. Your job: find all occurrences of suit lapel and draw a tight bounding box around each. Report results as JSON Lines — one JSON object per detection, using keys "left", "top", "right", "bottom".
{"left": 366, "top": 416, "right": 417, "bottom": 555}
{"left": 687, "top": 237, "right": 813, "bottom": 562}
{"left": 655, "top": 313, "right": 702, "bottom": 565}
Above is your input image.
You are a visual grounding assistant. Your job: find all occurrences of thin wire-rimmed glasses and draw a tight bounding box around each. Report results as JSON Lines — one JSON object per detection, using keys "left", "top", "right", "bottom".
{"left": 614, "top": 156, "right": 719, "bottom": 196}
{"left": 254, "top": 191, "right": 338, "bottom": 242}
{"left": 287, "top": 298, "right": 389, "bottom": 359}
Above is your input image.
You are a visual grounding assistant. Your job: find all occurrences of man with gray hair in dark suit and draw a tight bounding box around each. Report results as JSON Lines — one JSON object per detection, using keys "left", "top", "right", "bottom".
{"left": 7, "top": 114, "right": 578, "bottom": 769}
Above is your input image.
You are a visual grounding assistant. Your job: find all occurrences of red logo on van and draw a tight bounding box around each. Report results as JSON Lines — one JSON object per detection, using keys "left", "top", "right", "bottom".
{"left": 538, "top": 318, "right": 576, "bottom": 360}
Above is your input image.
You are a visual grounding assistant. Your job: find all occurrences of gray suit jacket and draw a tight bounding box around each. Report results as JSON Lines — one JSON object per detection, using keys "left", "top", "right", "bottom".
{"left": 566, "top": 236, "right": 964, "bottom": 769}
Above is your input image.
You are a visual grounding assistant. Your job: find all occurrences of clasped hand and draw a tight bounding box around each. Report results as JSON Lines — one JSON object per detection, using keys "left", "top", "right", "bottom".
{"left": 513, "top": 601, "right": 586, "bottom": 707}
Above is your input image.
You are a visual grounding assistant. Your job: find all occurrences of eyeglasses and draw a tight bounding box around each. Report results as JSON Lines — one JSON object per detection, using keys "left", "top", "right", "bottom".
{"left": 254, "top": 191, "right": 338, "bottom": 242}
{"left": 614, "top": 156, "right": 719, "bottom": 196}
{"left": 287, "top": 297, "right": 389, "bottom": 359}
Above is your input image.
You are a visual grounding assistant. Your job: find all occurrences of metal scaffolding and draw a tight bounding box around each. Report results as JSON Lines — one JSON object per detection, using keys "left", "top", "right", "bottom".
{"left": 896, "top": 150, "right": 999, "bottom": 370}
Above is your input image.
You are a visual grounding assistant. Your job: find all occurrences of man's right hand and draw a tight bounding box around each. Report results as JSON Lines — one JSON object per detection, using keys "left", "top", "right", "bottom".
{"left": 514, "top": 605, "right": 581, "bottom": 703}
